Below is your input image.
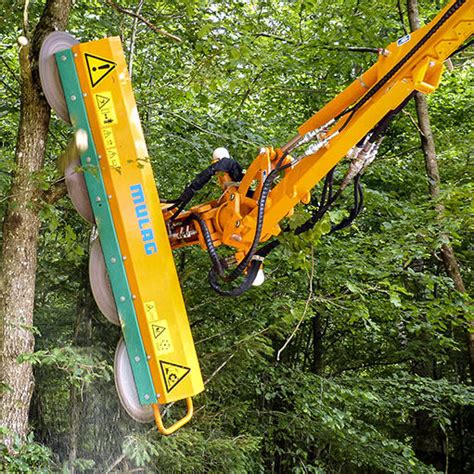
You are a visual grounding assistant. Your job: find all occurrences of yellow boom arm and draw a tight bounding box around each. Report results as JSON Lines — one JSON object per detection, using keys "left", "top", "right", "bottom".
{"left": 165, "top": 0, "right": 473, "bottom": 280}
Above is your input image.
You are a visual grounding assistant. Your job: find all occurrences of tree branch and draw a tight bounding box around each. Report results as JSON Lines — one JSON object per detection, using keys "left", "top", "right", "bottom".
{"left": 204, "top": 353, "right": 235, "bottom": 385}
{"left": 277, "top": 246, "right": 315, "bottom": 361}
{"left": 127, "top": 0, "right": 144, "bottom": 79}
{"left": 41, "top": 179, "right": 67, "bottom": 205}
{"left": 397, "top": 0, "right": 408, "bottom": 35}
{"left": 105, "top": 0, "right": 182, "bottom": 43}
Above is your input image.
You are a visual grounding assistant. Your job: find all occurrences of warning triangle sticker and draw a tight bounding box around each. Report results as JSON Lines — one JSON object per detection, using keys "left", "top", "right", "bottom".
{"left": 95, "top": 94, "right": 111, "bottom": 110}
{"left": 152, "top": 324, "right": 166, "bottom": 339}
{"left": 85, "top": 53, "right": 116, "bottom": 87}
{"left": 159, "top": 360, "right": 191, "bottom": 393}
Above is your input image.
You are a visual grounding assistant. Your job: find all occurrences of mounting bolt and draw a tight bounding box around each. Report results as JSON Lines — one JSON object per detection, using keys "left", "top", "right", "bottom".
{"left": 83, "top": 93, "right": 87, "bottom": 97}
{"left": 85, "top": 157, "right": 91, "bottom": 163}
{"left": 61, "top": 55, "right": 67, "bottom": 62}
{"left": 144, "top": 394, "right": 150, "bottom": 400}
{"left": 132, "top": 294, "right": 136, "bottom": 299}
{"left": 95, "top": 196, "right": 101, "bottom": 202}
{"left": 147, "top": 355, "right": 151, "bottom": 360}
{"left": 230, "top": 194, "right": 235, "bottom": 201}
{"left": 108, "top": 194, "right": 112, "bottom": 199}
{"left": 74, "top": 53, "right": 78, "bottom": 57}
{"left": 134, "top": 356, "right": 140, "bottom": 362}
{"left": 235, "top": 220, "right": 241, "bottom": 228}
{"left": 120, "top": 296, "right": 126, "bottom": 302}
{"left": 122, "top": 255, "right": 127, "bottom": 261}
{"left": 98, "top": 155, "right": 102, "bottom": 160}
{"left": 70, "top": 95, "right": 76, "bottom": 102}
{"left": 156, "top": 393, "right": 161, "bottom": 398}
{"left": 110, "top": 257, "right": 117, "bottom": 264}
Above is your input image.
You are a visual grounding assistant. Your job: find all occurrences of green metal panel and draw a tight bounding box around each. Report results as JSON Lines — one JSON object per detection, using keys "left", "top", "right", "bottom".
{"left": 56, "top": 49, "right": 157, "bottom": 405}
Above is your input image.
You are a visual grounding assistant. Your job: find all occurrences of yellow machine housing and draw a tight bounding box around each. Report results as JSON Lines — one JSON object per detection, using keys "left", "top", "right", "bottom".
{"left": 72, "top": 38, "right": 204, "bottom": 405}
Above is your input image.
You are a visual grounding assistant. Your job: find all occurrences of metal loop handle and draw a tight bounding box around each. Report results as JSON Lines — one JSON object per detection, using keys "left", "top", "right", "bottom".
{"left": 152, "top": 397, "right": 194, "bottom": 435}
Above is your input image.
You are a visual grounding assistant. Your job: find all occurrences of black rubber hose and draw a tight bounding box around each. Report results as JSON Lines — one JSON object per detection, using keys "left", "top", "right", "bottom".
{"left": 222, "top": 167, "right": 279, "bottom": 282}
{"left": 330, "top": 175, "right": 364, "bottom": 233}
{"left": 170, "top": 157, "right": 244, "bottom": 221}
{"left": 208, "top": 259, "right": 261, "bottom": 297}
{"left": 190, "top": 213, "right": 225, "bottom": 277}
{"left": 208, "top": 152, "right": 289, "bottom": 294}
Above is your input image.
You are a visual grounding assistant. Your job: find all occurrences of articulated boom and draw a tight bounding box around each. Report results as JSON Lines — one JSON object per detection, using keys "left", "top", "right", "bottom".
{"left": 166, "top": 0, "right": 473, "bottom": 267}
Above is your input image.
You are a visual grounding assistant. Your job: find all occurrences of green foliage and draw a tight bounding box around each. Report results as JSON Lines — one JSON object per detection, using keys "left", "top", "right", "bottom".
{"left": 0, "top": 432, "right": 54, "bottom": 473}
{"left": 18, "top": 346, "right": 112, "bottom": 387}
{"left": 123, "top": 429, "right": 260, "bottom": 473}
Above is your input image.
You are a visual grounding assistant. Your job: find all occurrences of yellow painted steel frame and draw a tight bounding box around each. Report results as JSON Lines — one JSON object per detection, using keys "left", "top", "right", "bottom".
{"left": 166, "top": 0, "right": 473, "bottom": 264}
{"left": 70, "top": 38, "right": 204, "bottom": 431}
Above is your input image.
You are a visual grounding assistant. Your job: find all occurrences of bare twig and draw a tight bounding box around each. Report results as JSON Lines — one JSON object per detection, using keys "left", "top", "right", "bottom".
{"left": 105, "top": 454, "right": 127, "bottom": 474}
{"left": 397, "top": 0, "right": 409, "bottom": 35}
{"left": 254, "top": 33, "right": 380, "bottom": 55}
{"left": 239, "top": 69, "right": 265, "bottom": 109}
{"left": 105, "top": 0, "right": 182, "bottom": 43}
{"left": 320, "top": 45, "right": 380, "bottom": 54}
{"left": 254, "top": 32, "right": 295, "bottom": 43}
{"left": 402, "top": 109, "right": 425, "bottom": 136}
{"left": 128, "top": 0, "right": 144, "bottom": 79}
{"left": 204, "top": 353, "right": 235, "bottom": 385}
{"left": 0, "top": 76, "right": 19, "bottom": 96}
{"left": 196, "top": 318, "right": 252, "bottom": 345}
{"left": 148, "top": 108, "right": 260, "bottom": 146}
{"left": 1, "top": 57, "right": 21, "bottom": 84}
{"left": 23, "top": 0, "right": 30, "bottom": 36}
{"left": 277, "top": 247, "right": 315, "bottom": 361}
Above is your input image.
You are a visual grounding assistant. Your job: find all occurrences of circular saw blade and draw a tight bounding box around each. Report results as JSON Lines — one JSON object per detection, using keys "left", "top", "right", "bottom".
{"left": 64, "top": 150, "right": 95, "bottom": 224}
{"left": 89, "top": 238, "right": 120, "bottom": 326}
{"left": 39, "top": 31, "right": 79, "bottom": 123}
{"left": 114, "top": 338, "right": 155, "bottom": 423}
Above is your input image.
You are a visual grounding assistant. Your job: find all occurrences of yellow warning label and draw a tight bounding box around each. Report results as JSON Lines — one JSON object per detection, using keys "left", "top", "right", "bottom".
{"left": 150, "top": 319, "right": 174, "bottom": 356}
{"left": 101, "top": 127, "right": 116, "bottom": 149}
{"left": 144, "top": 301, "right": 159, "bottom": 323}
{"left": 106, "top": 148, "right": 120, "bottom": 168}
{"left": 94, "top": 92, "right": 117, "bottom": 126}
{"left": 85, "top": 53, "right": 116, "bottom": 87}
{"left": 159, "top": 360, "right": 190, "bottom": 393}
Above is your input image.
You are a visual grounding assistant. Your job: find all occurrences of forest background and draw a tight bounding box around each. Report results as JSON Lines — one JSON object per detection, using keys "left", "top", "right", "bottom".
{"left": 0, "top": 0, "right": 473, "bottom": 472}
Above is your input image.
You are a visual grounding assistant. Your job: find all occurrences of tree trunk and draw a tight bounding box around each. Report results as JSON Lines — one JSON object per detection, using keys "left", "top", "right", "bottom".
{"left": 406, "top": 0, "right": 473, "bottom": 377}
{"left": 0, "top": 0, "right": 72, "bottom": 448}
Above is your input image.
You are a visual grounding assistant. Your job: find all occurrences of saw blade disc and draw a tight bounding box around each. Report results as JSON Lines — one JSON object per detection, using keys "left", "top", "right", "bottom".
{"left": 39, "top": 31, "right": 79, "bottom": 123}
{"left": 114, "top": 338, "right": 155, "bottom": 423}
{"left": 64, "top": 150, "right": 95, "bottom": 224}
{"left": 89, "top": 238, "right": 120, "bottom": 326}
